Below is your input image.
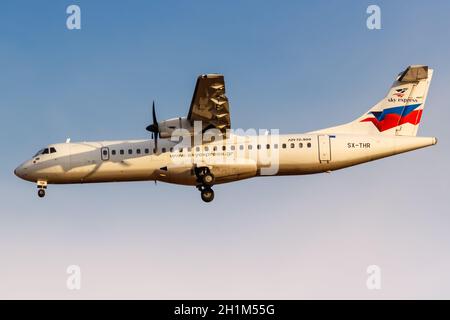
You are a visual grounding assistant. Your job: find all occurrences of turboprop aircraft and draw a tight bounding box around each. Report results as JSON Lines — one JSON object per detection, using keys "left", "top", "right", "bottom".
{"left": 15, "top": 65, "right": 437, "bottom": 202}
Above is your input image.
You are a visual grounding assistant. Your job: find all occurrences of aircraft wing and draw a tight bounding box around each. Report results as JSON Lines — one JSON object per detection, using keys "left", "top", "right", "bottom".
{"left": 187, "top": 74, "right": 231, "bottom": 133}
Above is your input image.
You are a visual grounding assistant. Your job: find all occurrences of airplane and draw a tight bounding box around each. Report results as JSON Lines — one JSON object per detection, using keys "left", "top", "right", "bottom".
{"left": 15, "top": 65, "right": 437, "bottom": 202}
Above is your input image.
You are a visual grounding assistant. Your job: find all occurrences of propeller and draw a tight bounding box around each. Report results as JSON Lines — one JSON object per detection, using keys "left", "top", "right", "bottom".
{"left": 146, "top": 101, "right": 159, "bottom": 150}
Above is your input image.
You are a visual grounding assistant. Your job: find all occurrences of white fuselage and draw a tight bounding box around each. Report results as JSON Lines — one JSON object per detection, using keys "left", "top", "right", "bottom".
{"left": 14, "top": 133, "right": 437, "bottom": 186}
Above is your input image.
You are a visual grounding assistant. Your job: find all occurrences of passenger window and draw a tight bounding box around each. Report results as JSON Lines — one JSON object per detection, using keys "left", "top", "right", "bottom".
{"left": 213, "top": 146, "right": 217, "bottom": 151}
{"left": 222, "top": 145, "right": 226, "bottom": 151}
{"left": 120, "top": 150, "right": 124, "bottom": 155}
{"left": 266, "top": 144, "right": 270, "bottom": 149}
{"left": 299, "top": 143, "right": 303, "bottom": 148}
{"left": 248, "top": 145, "right": 253, "bottom": 150}
{"left": 128, "top": 149, "right": 132, "bottom": 155}
{"left": 145, "top": 148, "right": 149, "bottom": 154}
{"left": 282, "top": 143, "right": 286, "bottom": 149}
{"left": 231, "top": 145, "right": 235, "bottom": 151}
{"left": 162, "top": 148, "right": 166, "bottom": 153}
{"left": 136, "top": 149, "right": 141, "bottom": 154}
{"left": 112, "top": 150, "right": 116, "bottom": 155}
{"left": 102, "top": 150, "right": 108, "bottom": 156}
{"left": 274, "top": 144, "right": 278, "bottom": 149}
{"left": 257, "top": 144, "right": 261, "bottom": 150}
{"left": 188, "top": 147, "right": 192, "bottom": 152}
{"left": 307, "top": 142, "right": 312, "bottom": 148}
{"left": 196, "top": 146, "right": 200, "bottom": 152}
{"left": 170, "top": 147, "right": 173, "bottom": 152}
{"left": 290, "top": 143, "right": 295, "bottom": 148}
{"left": 239, "top": 145, "right": 244, "bottom": 150}
{"left": 204, "top": 146, "right": 209, "bottom": 152}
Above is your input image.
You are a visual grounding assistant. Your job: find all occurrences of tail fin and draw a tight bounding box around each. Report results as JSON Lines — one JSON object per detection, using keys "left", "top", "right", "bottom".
{"left": 312, "top": 65, "right": 433, "bottom": 136}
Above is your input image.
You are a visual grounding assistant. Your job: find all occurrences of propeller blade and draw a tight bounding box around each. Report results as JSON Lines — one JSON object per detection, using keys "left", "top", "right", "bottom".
{"left": 146, "top": 101, "right": 159, "bottom": 133}
{"left": 152, "top": 101, "right": 157, "bottom": 128}
{"left": 153, "top": 101, "right": 158, "bottom": 150}
{"left": 154, "top": 128, "right": 158, "bottom": 150}
{"left": 145, "top": 100, "right": 159, "bottom": 150}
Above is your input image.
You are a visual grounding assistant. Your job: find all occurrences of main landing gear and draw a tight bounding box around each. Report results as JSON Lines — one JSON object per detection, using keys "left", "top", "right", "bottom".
{"left": 199, "top": 185, "right": 214, "bottom": 203}
{"left": 195, "top": 167, "right": 215, "bottom": 203}
{"left": 37, "top": 180, "right": 47, "bottom": 198}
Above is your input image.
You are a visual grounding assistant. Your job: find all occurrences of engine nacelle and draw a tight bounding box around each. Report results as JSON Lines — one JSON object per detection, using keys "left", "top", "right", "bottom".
{"left": 157, "top": 117, "right": 194, "bottom": 139}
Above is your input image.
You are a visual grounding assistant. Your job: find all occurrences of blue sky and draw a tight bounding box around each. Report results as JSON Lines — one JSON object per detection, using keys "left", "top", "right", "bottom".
{"left": 1, "top": 0, "right": 450, "bottom": 298}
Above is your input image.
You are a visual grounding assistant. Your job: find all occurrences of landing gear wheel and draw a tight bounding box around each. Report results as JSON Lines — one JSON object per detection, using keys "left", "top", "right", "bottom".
{"left": 195, "top": 167, "right": 215, "bottom": 185}
{"left": 201, "top": 173, "right": 215, "bottom": 186}
{"left": 200, "top": 187, "right": 214, "bottom": 203}
{"left": 38, "top": 189, "right": 46, "bottom": 198}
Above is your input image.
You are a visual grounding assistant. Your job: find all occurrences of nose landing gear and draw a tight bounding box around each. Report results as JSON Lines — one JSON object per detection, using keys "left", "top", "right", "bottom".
{"left": 38, "top": 189, "right": 46, "bottom": 198}
{"left": 37, "top": 180, "right": 47, "bottom": 198}
{"left": 195, "top": 167, "right": 215, "bottom": 203}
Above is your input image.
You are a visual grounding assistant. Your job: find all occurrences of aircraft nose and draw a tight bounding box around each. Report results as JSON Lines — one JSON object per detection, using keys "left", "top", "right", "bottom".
{"left": 14, "top": 166, "right": 21, "bottom": 177}
{"left": 14, "top": 164, "right": 25, "bottom": 179}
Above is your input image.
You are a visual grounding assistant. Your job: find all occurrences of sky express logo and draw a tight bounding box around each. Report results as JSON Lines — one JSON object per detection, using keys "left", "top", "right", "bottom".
{"left": 389, "top": 87, "right": 420, "bottom": 103}
{"left": 393, "top": 88, "right": 408, "bottom": 97}
{"left": 388, "top": 97, "right": 419, "bottom": 103}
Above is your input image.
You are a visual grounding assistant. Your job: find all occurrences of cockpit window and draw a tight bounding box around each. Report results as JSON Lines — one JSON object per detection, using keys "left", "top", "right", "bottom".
{"left": 33, "top": 149, "right": 44, "bottom": 157}
{"left": 33, "top": 147, "right": 56, "bottom": 157}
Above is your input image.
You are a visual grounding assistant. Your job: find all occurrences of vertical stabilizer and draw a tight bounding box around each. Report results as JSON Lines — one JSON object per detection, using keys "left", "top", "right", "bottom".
{"left": 312, "top": 65, "right": 433, "bottom": 136}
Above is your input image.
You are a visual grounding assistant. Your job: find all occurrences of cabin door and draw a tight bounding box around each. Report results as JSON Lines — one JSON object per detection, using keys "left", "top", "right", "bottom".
{"left": 100, "top": 147, "right": 110, "bottom": 161}
{"left": 318, "top": 135, "right": 331, "bottom": 163}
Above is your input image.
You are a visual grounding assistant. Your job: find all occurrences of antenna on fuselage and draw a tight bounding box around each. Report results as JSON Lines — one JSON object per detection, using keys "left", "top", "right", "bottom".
{"left": 65, "top": 138, "right": 71, "bottom": 143}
